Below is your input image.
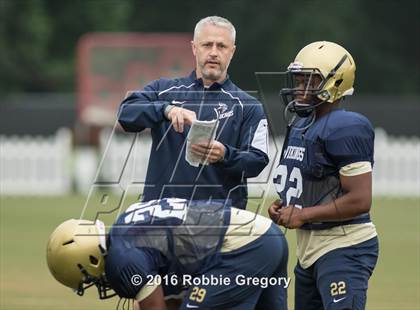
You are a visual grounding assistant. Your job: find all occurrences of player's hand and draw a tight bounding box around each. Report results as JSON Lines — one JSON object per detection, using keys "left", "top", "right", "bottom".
{"left": 277, "top": 205, "right": 306, "bottom": 229}
{"left": 167, "top": 107, "right": 196, "bottom": 133}
{"left": 268, "top": 199, "right": 283, "bottom": 223}
{"left": 191, "top": 141, "right": 226, "bottom": 163}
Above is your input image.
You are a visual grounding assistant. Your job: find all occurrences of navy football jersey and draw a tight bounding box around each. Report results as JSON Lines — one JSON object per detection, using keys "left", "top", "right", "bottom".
{"left": 105, "top": 198, "right": 230, "bottom": 298}
{"left": 273, "top": 109, "right": 374, "bottom": 229}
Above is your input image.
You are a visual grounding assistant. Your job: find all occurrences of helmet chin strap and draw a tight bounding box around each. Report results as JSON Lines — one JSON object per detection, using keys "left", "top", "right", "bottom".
{"left": 284, "top": 99, "right": 325, "bottom": 131}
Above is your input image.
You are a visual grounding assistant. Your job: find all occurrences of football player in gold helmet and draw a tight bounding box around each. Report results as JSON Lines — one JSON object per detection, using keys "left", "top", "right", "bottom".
{"left": 270, "top": 41, "right": 378, "bottom": 310}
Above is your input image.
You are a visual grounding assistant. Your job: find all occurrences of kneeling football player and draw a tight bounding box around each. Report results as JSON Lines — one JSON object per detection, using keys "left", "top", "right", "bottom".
{"left": 47, "top": 198, "right": 289, "bottom": 309}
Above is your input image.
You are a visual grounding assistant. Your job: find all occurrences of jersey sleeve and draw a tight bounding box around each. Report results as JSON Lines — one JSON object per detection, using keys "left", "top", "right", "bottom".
{"left": 106, "top": 247, "right": 158, "bottom": 299}
{"left": 217, "top": 100, "right": 269, "bottom": 178}
{"left": 339, "top": 161, "right": 372, "bottom": 176}
{"left": 324, "top": 120, "right": 374, "bottom": 169}
{"left": 118, "top": 79, "right": 170, "bottom": 132}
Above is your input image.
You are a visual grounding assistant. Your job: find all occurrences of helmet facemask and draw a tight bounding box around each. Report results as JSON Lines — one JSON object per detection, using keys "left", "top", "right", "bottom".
{"left": 280, "top": 66, "right": 326, "bottom": 129}
{"left": 75, "top": 243, "right": 117, "bottom": 300}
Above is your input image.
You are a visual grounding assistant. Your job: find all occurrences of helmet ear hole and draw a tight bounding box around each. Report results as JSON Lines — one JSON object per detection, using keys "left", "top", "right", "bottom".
{"left": 334, "top": 79, "right": 343, "bottom": 87}
{"left": 89, "top": 255, "right": 99, "bottom": 266}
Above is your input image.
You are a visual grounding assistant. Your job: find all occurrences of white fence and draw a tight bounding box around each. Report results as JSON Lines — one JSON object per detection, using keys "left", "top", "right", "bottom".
{"left": 373, "top": 129, "right": 420, "bottom": 196}
{"left": 0, "top": 128, "right": 72, "bottom": 195}
{"left": 1, "top": 128, "right": 419, "bottom": 196}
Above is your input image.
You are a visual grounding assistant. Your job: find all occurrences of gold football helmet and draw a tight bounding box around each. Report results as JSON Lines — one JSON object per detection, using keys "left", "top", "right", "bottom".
{"left": 280, "top": 41, "right": 356, "bottom": 118}
{"left": 46, "top": 219, "right": 115, "bottom": 299}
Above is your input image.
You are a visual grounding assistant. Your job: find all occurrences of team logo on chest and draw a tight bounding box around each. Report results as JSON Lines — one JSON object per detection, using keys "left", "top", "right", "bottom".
{"left": 214, "top": 102, "right": 234, "bottom": 120}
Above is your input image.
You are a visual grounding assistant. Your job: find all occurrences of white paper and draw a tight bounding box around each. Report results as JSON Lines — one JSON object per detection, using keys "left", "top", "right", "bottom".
{"left": 186, "top": 119, "right": 219, "bottom": 167}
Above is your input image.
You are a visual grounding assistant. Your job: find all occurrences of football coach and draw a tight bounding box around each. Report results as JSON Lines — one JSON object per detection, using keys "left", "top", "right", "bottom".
{"left": 118, "top": 16, "right": 269, "bottom": 209}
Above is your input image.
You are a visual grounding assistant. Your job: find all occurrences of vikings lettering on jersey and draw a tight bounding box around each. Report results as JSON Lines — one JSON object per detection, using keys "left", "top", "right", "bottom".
{"left": 283, "top": 146, "right": 305, "bottom": 161}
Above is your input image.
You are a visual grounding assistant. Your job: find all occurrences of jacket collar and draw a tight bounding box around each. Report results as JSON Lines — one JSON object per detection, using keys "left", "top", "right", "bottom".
{"left": 189, "top": 70, "right": 232, "bottom": 90}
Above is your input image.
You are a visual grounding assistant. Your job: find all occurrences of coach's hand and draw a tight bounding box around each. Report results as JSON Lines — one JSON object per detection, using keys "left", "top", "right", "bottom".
{"left": 268, "top": 199, "right": 283, "bottom": 223}
{"left": 277, "top": 205, "right": 306, "bottom": 229}
{"left": 167, "top": 107, "right": 196, "bottom": 133}
{"left": 191, "top": 141, "right": 226, "bottom": 163}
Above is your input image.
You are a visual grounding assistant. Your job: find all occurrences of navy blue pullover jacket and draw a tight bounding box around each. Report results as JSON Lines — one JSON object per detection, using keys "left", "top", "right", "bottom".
{"left": 118, "top": 71, "right": 269, "bottom": 209}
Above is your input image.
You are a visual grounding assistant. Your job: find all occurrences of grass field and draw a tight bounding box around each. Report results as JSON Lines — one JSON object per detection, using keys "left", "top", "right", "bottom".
{"left": 1, "top": 195, "right": 419, "bottom": 309}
